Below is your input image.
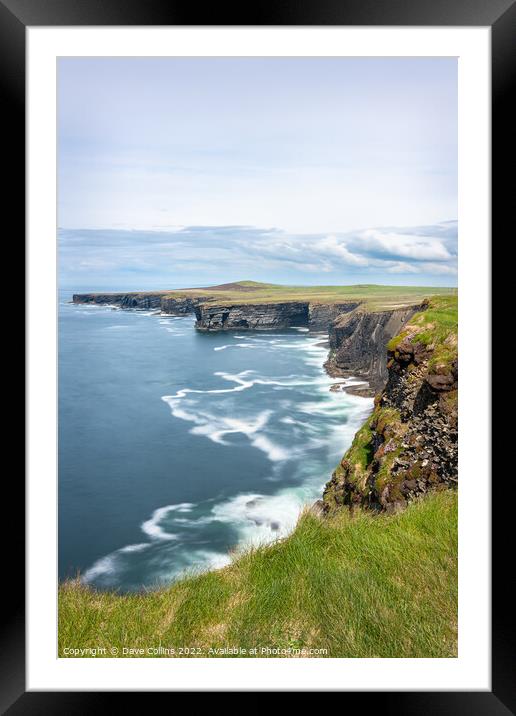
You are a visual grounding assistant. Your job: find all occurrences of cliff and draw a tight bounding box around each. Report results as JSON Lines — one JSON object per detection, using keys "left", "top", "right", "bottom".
{"left": 73, "top": 286, "right": 439, "bottom": 399}
{"left": 193, "top": 300, "right": 362, "bottom": 331}
{"left": 325, "top": 304, "right": 423, "bottom": 392}
{"left": 73, "top": 282, "right": 454, "bottom": 325}
{"left": 194, "top": 301, "right": 309, "bottom": 331}
{"left": 322, "top": 296, "right": 458, "bottom": 514}
{"left": 73, "top": 292, "right": 166, "bottom": 309}
{"left": 307, "top": 302, "right": 360, "bottom": 330}
{"left": 161, "top": 294, "right": 214, "bottom": 315}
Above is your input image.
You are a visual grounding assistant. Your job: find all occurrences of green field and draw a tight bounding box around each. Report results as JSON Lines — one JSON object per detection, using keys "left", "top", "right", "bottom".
{"left": 163, "top": 281, "right": 456, "bottom": 310}
{"left": 59, "top": 490, "right": 457, "bottom": 659}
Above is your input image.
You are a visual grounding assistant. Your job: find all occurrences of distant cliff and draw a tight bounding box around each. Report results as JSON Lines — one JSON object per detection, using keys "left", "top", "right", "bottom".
{"left": 161, "top": 295, "right": 214, "bottom": 315}
{"left": 73, "top": 291, "right": 364, "bottom": 332}
{"left": 193, "top": 301, "right": 362, "bottom": 331}
{"left": 73, "top": 289, "right": 429, "bottom": 393}
{"left": 73, "top": 292, "right": 166, "bottom": 309}
{"left": 73, "top": 292, "right": 215, "bottom": 315}
{"left": 321, "top": 296, "right": 458, "bottom": 514}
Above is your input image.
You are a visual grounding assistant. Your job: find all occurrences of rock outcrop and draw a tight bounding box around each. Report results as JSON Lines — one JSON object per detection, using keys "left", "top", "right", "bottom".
{"left": 73, "top": 291, "right": 214, "bottom": 315}
{"left": 73, "top": 292, "right": 166, "bottom": 309}
{"left": 194, "top": 301, "right": 310, "bottom": 331}
{"left": 322, "top": 296, "right": 458, "bottom": 514}
{"left": 325, "top": 304, "right": 422, "bottom": 392}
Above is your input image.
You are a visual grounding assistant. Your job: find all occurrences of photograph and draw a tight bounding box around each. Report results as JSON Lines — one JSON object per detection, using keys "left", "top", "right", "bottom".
{"left": 56, "top": 56, "right": 459, "bottom": 660}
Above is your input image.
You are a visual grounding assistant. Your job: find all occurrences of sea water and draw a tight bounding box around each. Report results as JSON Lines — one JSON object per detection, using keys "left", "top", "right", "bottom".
{"left": 58, "top": 291, "right": 372, "bottom": 591}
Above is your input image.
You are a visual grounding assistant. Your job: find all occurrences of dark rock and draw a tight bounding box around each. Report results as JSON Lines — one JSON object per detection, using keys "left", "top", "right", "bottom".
{"left": 426, "top": 372, "right": 457, "bottom": 392}
{"left": 194, "top": 301, "right": 310, "bottom": 331}
{"left": 73, "top": 291, "right": 166, "bottom": 309}
{"left": 194, "top": 300, "right": 364, "bottom": 332}
{"left": 325, "top": 304, "right": 423, "bottom": 392}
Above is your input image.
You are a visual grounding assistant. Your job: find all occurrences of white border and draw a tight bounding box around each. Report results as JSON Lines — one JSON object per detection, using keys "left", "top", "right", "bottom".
{"left": 27, "top": 27, "right": 490, "bottom": 691}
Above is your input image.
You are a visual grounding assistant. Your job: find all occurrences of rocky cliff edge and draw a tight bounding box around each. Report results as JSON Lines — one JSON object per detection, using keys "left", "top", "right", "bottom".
{"left": 322, "top": 296, "right": 458, "bottom": 514}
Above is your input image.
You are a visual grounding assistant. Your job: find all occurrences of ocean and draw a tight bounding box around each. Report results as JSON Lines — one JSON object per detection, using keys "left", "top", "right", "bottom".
{"left": 58, "top": 291, "right": 372, "bottom": 591}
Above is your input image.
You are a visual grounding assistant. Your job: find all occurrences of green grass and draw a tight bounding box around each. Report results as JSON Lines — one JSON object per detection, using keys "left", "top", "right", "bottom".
{"left": 386, "top": 295, "right": 458, "bottom": 373}
{"left": 162, "top": 281, "right": 456, "bottom": 309}
{"left": 59, "top": 490, "right": 457, "bottom": 658}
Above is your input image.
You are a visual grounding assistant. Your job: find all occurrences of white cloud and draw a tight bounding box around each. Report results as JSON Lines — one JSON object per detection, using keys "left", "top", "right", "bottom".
{"left": 357, "top": 229, "right": 452, "bottom": 262}
{"left": 313, "top": 235, "right": 369, "bottom": 266}
{"left": 59, "top": 220, "right": 457, "bottom": 288}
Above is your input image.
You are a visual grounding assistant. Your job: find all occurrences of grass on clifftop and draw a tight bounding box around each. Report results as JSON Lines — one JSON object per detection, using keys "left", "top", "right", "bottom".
{"left": 387, "top": 295, "right": 458, "bottom": 372}
{"left": 59, "top": 490, "right": 457, "bottom": 659}
{"left": 163, "top": 281, "right": 456, "bottom": 309}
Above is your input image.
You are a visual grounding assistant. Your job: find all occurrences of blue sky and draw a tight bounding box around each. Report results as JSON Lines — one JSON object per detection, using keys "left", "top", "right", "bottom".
{"left": 58, "top": 58, "right": 457, "bottom": 289}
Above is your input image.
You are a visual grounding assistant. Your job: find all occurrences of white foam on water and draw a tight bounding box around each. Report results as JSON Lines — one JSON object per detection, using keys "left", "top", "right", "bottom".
{"left": 72, "top": 303, "right": 120, "bottom": 312}
{"left": 210, "top": 491, "right": 307, "bottom": 547}
{"left": 83, "top": 554, "right": 118, "bottom": 583}
{"left": 119, "top": 542, "right": 151, "bottom": 553}
{"left": 141, "top": 504, "right": 185, "bottom": 541}
{"left": 162, "top": 370, "right": 255, "bottom": 402}
{"left": 214, "top": 343, "right": 256, "bottom": 351}
{"left": 233, "top": 333, "right": 280, "bottom": 339}
{"left": 162, "top": 369, "right": 313, "bottom": 461}
{"left": 250, "top": 434, "right": 290, "bottom": 462}
{"left": 191, "top": 409, "right": 269, "bottom": 442}
{"left": 185, "top": 550, "right": 232, "bottom": 572}
{"left": 181, "top": 406, "right": 288, "bottom": 463}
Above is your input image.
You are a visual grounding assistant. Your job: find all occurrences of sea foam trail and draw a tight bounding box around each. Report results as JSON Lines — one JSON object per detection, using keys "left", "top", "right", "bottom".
{"left": 161, "top": 371, "right": 311, "bottom": 461}
{"left": 214, "top": 343, "right": 256, "bottom": 351}
{"left": 141, "top": 503, "right": 194, "bottom": 541}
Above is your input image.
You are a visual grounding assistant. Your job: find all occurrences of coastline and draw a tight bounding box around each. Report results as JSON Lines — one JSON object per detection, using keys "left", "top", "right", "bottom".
{"left": 63, "top": 291, "right": 457, "bottom": 585}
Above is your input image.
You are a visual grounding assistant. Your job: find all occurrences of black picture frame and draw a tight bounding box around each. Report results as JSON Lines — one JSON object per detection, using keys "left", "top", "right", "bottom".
{"left": 5, "top": 0, "right": 509, "bottom": 710}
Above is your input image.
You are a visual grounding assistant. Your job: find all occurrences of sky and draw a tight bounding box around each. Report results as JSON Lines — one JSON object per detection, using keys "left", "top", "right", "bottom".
{"left": 58, "top": 57, "right": 457, "bottom": 289}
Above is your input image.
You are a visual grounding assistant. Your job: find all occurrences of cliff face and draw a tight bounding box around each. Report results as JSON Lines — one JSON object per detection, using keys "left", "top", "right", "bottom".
{"left": 307, "top": 302, "right": 360, "bottom": 330}
{"left": 72, "top": 291, "right": 419, "bottom": 353}
{"left": 194, "top": 301, "right": 310, "bottom": 331}
{"left": 326, "top": 305, "right": 421, "bottom": 392}
{"left": 322, "top": 297, "right": 458, "bottom": 514}
{"left": 194, "top": 300, "right": 366, "bottom": 332}
{"left": 73, "top": 292, "right": 165, "bottom": 309}
{"left": 161, "top": 295, "right": 213, "bottom": 315}
{"left": 73, "top": 292, "right": 214, "bottom": 315}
